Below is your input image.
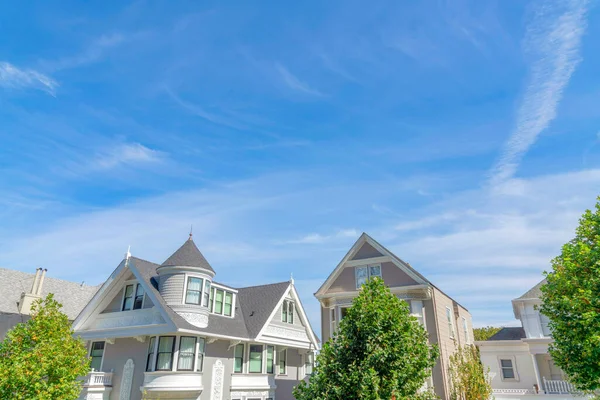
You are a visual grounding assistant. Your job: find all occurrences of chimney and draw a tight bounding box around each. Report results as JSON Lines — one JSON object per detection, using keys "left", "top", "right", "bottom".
{"left": 18, "top": 268, "right": 44, "bottom": 315}
{"left": 36, "top": 268, "right": 47, "bottom": 296}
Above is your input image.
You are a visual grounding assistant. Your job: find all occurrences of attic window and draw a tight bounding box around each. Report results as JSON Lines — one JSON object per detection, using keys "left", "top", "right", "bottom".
{"left": 355, "top": 264, "right": 381, "bottom": 289}
{"left": 282, "top": 300, "right": 294, "bottom": 324}
{"left": 122, "top": 283, "right": 144, "bottom": 311}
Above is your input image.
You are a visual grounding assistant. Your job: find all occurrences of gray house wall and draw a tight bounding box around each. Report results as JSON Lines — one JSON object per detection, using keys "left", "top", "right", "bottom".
{"left": 202, "top": 339, "right": 234, "bottom": 400}
{"left": 100, "top": 337, "right": 149, "bottom": 400}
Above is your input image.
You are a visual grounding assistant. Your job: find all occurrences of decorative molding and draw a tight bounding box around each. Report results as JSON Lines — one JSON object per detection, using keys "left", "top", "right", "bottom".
{"left": 105, "top": 338, "right": 115, "bottom": 345}
{"left": 133, "top": 335, "right": 146, "bottom": 343}
{"left": 178, "top": 312, "right": 209, "bottom": 328}
{"left": 230, "top": 390, "right": 273, "bottom": 397}
{"left": 207, "top": 337, "right": 218, "bottom": 344}
{"left": 94, "top": 309, "right": 164, "bottom": 329}
{"left": 119, "top": 359, "right": 134, "bottom": 400}
{"left": 264, "top": 325, "right": 309, "bottom": 342}
{"left": 211, "top": 359, "right": 224, "bottom": 400}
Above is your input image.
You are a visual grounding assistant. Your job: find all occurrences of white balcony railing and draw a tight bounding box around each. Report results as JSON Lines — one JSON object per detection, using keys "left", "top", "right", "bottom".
{"left": 83, "top": 371, "right": 113, "bottom": 387}
{"left": 492, "top": 388, "right": 535, "bottom": 395}
{"left": 543, "top": 377, "right": 578, "bottom": 394}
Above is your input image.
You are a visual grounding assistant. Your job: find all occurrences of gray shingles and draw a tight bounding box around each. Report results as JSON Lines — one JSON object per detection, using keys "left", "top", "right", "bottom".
{"left": 0, "top": 268, "right": 100, "bottom": 320}
{"left": 516, "top": 279, "right": 546, "bottom": 300}
{"left": 161, "top": 239, "right": 215, "bottom": 273}
{"left": 237, "top": 282, "right": 290, "bottom": 338}
{"left": 487, "top": 327, "right": 526, "bottom": 341}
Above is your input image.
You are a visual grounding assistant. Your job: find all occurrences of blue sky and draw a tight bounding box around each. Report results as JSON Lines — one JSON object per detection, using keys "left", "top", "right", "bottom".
{"left": 1, "top": 0, "right": 599, "bottom": 331}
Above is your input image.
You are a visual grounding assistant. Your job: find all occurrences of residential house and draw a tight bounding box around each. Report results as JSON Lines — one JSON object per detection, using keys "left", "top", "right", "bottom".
{"left": 74, "top": 236, "right": 319, "bottom": 400}
{"left": 477, "top": 280, "right": 587, "bottom": 399}
{"left": 0, "top": 267, "right": 99, "bottom": 339}
{"left": 314, "top": 233, "right": 474, "bottom": 400}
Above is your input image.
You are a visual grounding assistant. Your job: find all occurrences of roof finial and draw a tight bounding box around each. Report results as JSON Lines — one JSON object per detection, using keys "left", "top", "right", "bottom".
{"left": 125, "top": 245, "right": 131, "bottom": 261}
{"left": 189, "top": 225, "right": 193, "bottom": 240}
{"left": 290, "top": 272, "right": 294, "bottom": 285}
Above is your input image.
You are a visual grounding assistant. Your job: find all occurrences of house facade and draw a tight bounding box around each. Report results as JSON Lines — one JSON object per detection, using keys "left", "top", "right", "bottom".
{"left": 477, "top": 280, "right": 587, "bottom": 399}
{"left": 74, "top": 236, "right": 319, "bottom": 400}
{"left": 314, "top": 233, "right": 474, "bottom": 400}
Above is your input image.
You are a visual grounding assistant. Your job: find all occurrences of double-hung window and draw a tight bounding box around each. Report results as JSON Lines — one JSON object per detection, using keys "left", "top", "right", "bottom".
{"left": 122, "top": 283, "right": 144, "bottom": 311}
{"left": 224, "top": 292, "right": 233, "bottom": 316}
{"left": 249, "top": 345, "right": 263, "bottom": 373}
{"left": 234, "top": 344, "right": 244, "bottom": 373}
{"left": 214, "top": 289, "right": 224, "bottom": 314}
{"left": 330, "top": 308, "right": 337, "bottom": 334}
{"left": 146, "top": 337, "right": 156, "bottom": 371}
{"left": 462, "top": 317, "right": 469, "bottom": 343}
{"left": 185, "top": 277, "right": 203, "bottom": 305}
{"left": 90, "top": 341, "right": 105, "bottom": 371}
{"left": 355, "top": 264, "right": 382, "bottom": 289}
{"left": 500, "top": 359, "right": 516, "bottom": 379}
{"left": 305, "top": 352, "right": 314, "bottom": 375}
{"left": 202, "top": 280, "right": 211, "bottom": 307}
{"left": 196, "top": 338, "right": 206, "bottom": 372}
{"left": 155, "top": 336, "right": 175, "bottom": 371}
{"left": 177, "top": 337, "right": 197, "bottom": 371}
{"left": 446, "top": 307, "right": 456, "bottom": 339}
{"left": 266, "top": 345, "right": 275, "bottom": 374}
{"left": 278, "top": 348, "right": 287, "bottom": 375}
{"left": 210, "top": 287, "right": 234, "bottom": 317}
{"left": 282, "top": 300, "right": 294, "bottom": 324}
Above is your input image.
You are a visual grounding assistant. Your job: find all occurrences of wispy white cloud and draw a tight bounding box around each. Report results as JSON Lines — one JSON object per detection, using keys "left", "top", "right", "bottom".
{"left": 275, "top": 63, "right": 323, "bottom": 96}
{"left": 490, "top": 0, "right": 589, "bottom": 185}
{"left": 93, "top": 142, "right": 163, "bottom": 170}
{"left": 42, "top": 33, "right": 126, "bottom": 71}
{"left": 285, "top": 229, "right": 359, "bottom": 244}
{"left": 0, "top": 62, "right": 58, "bottom": 95}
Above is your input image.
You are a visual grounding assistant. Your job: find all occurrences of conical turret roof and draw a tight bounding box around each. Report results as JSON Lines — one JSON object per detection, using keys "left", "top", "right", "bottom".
{"left": 161, "top": 237, "right": 215, "bottom": 273}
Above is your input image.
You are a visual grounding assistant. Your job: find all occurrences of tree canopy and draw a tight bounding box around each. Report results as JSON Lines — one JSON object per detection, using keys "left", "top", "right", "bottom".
{"left": 540, "top": 196, "right": 600, "bottom": 392}
{"left": 294, "top": 278, "right": 438, "bottom": 400}
{"left": 473, "top": 326, "right": 501, "bottom": 342}
{"left": 0, "top": 294, "right": 90, "bottom": 400}
{"left": 448, "top": 345, "right": 493, "bottom": 400}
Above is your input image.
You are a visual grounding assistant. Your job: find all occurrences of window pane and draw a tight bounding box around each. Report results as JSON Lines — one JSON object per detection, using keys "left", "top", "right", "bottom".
{"left": 369, "top": 265, "right": 381, "bottom": 278}
{"left": 124, "top": 285, "right": 134, "bottom": 297}
{"left": 215, "top": 290, "right": 224, "bottom": 314}
{"left": 266, "top": 346, "right": 274, "bottom": 374}
{"left": 177, "top": 337, "right": 196, "bottom": 371}
{"left": 188, "top": 277, "right": 202, "bottom": 291}
{"left": 91, "top": 341, "right": 105, "bottom": 357}
{"left": 146, "top": 337, "right": 156, "bottom": 372}
{"left": 203, "top": 281, "right": 211, "bottom": 307}
{"left": 156, "top": 337, "right": 174, "bottom": 370}
{"left": 234, "top": 344, "right": 244, "bottom": 373}
{"left": 122, "top": 284, "right": 133, "bottom": 310}
{"left": 249, "top": 345, "right": 263, "bottom": 373}
{"left": 186, "top": 277, "right": 202, "bottom": 305}
{"left": 197, "top": 338, "right": 205, "bottom": 372}
{"left": 355, "top": 267, "right": 367, "bottom": 288}
{"left": 278, "top": 349, "right": 286, "bottom": 374}
{"left": 90, "top": 356, "right": 102, "bottom": 371}
{"left": 224, "top": 292, "right": 233, "bottom": 316}
{"left": 209, "top": 288, "right": 214, "bottom": 311}
{"left": 289, "top": 302, "right": 294, "bottom": 324}
{"left": 501, "top": 359, "right": 513, "bottom": 368}
{"left": 282, "top": 300, "right": 288, "bottom": 322}
{"left": 502, "top": 368, "right": 515, "bottom": 379}
{"left": 135, "top": 284, "right": 144, "bottom": 297}
{"left": 340, "top": 307, "right": 349, "bottom": 320}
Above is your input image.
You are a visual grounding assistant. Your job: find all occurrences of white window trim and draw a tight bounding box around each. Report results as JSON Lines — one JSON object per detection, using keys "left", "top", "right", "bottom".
{"left": 120, "top": 280, "right": 145, "bottom": 311}
{"left": 89, "top": 340, "right": 106, "bottom": 372}
{"left": 232, "top": 342, "right": 246, "bottom": 374}
{"left": 498, "top": 355, "right": 519, "bottom": 381}
{"left": 181, "top": 273, "right": 209, "bottom": 307}
{"left": 355, "top": 263, "right": 383, "bottom": 289}
{"left": 446, "top": 307, "right": 456, "bottom": 339}
{"left": 210, "top": 287, "right": 236, "bottom": 318}
{"left": 247, "top": 343, "right": 265, "bottom": 374}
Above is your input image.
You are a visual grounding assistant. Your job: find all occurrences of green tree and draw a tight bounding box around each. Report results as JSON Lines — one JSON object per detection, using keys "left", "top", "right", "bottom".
{"left": 473, "top": 327, "right": 501, "bottom": 342}
{"left": 540, "top": 196, "right": 600, "bottom": 392}
{"left": 448, "top": 345, "right": 493, "bottom": 400}
{"left": 0, "top": 294, "right": 90, "bottom": 400}
{"left": 294, "top": 278, "right": 439, "bottom": 400}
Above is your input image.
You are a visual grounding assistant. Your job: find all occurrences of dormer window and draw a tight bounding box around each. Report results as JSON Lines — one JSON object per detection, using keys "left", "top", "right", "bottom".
{"left": 355, "top": 264, "right": 382, "bottom": 289}
{"left": 122, "top": 283, "right": 144, "bottom": 311}
{"left": 282, "top": 300, "right": 294, "bottom": 324}
{"left": 208, "top": 285, "right": 235, "bottom": 317}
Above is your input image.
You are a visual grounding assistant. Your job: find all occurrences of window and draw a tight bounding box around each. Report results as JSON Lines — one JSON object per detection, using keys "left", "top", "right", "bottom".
{"left": 224, "top": 292, "right": 233, "bottom": 317}
{"left": 234, "top": 344, "right": 244, "bottom": 373}
{"left": 266, "top": 345, "right": 275, "bottom": 374}
{"left": 500, "top": 359, "right": 516, "bottom": 379}
{"left": 214, "top": 289, "right": 224, "bottom": 314}
{"left": 249, "top": 344, "right": 263, "bottom": 373}
{"left": 278, "top": 348, "right": 287, "bottom": 374}
{"left": 462, "top": 317, "right": 469, "bottom": 343}
{"left": 122, "top": 283, "right": 144, "bottom": 311}
{"left": 305, "top": 352, "right": 314, "bottom": 375}
{"left": 355, "top": 264, "right": 382, "bottom": 289}
{"left": 146, "top": 337, "right": 156, "bottom": 371}
{"left": 134, "top": 284, "right": 144, "bottom": 309}
{"left": 90, "top": 341, "right": 105, "bottom": 371}
{"left": 540, "top": 313, "right": 551, "bottom": 337}
{"left": 185, "top": 277, "right": 203, "bottom": 305}
{"left": 282, "top": 300, "right": 294, "bottom": 324}
{"left": 330, "top": 308, "right": 337, "bottom": 334}
{"left": 340, "top": 307, "right": 349, "bottom": 320}
{"left": 202, "top": 280, "right": 211, "bottom": 307}
{"left": 410, "top": 300, "right": 425, "bottom": 327}
{"left": 197, "top": 338, "right": 205, "bottom": 372}
{"left": 177, "top": 336, "right": 197, "bottom": 371}
{"left": 155, "top": 336, "right": 175, "bottom": 371}
{"left": 209, "top": 287, "right": 214, "bottom": 310}
{"left": 446, "top": 307, "right": 455, "bottom": 339}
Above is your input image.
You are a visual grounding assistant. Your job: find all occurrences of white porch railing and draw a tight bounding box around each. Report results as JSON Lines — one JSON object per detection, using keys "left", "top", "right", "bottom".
{"left": 492, "top": 388, "right": 536, "bottom": 395}
{"left": 83, "top": 371, "right": 113, "bottom": 387}
{"left": 543, "top": 377, "right": 577, "bottom": 394}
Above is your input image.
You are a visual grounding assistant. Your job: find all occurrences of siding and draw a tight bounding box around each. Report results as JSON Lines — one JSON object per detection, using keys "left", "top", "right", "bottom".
{"left": 202, "top": 339, "right": 234, "bottom": 400}
{"left": 101, "top": 337, "right": 149, "bottom": 400}
{"left": 102, "top": 288, "right": 124, "bottom": 313}
{"left": 158, "top": 273, "right": 185, "bottom": 306}
{"left": 275, "top": 348, "right": 304, "bottom": 400}
{"left": 321, "top": 306, "right": 330, "bottom": 343}
{"left": 350, "top": 242, "right": 383, "bottom": 260}
{"left": 381, "top": 262, "right": 418, "bottom": 287}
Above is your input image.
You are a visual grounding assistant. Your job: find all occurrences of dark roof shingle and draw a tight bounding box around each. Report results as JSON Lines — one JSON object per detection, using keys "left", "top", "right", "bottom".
{"left": 236, "top": 282, "right": 290, "bottom": 338}
{"left": 487, "top": 327, "right": 526, "bottom": 341}
{"left": 161, "top": 239, "right": 215, "bottom": 273}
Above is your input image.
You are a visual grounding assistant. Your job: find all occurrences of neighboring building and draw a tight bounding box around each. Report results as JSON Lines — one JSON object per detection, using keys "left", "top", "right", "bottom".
{"left": 74, "top": 236, "right": 319, "bottom": 400}
{"left": 0, "top": 267, "right": 99, "bottom": 339}
{"left": 314, "top": 233, "right": 473, "bottom": 400}
{"left": 477, "top": 280, "right": 586, "bottom": 399}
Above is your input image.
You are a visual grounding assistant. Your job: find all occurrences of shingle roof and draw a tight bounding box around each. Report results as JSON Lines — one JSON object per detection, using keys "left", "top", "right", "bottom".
{"left": 237, "top": 282, "right": 290, "bottom": 338}
{"left": 487, "top": 327, "right": 526, "bottom": 341}
{"left": 0, "top": 268, "right": 100, "bottom": 320}
{"left": 516, "top": 279, "right": 546, "bottom": 300}
{"left": 161, "top": 238, "right": 215, "bottom": 273}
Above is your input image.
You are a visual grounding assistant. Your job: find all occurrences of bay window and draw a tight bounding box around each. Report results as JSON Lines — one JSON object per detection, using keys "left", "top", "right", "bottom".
{"left": 177, "top": 337, "right": 197, "bottom": 371}
{"left": 147, "top": 336, "right": 206, "bottom": 372}
{"left": 234, "top": 343, "right": 244, "bottom": 373}
{"left": 155, "top": 336, "right": 175, "bottom": 371}
{"left": 249, "top": 344, "right": 263, "bottom": 373}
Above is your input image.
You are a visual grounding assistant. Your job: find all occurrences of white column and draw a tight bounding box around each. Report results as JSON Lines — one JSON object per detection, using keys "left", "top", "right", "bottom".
{"left": 531, "top": 354, "right": 542, "bottom": 393}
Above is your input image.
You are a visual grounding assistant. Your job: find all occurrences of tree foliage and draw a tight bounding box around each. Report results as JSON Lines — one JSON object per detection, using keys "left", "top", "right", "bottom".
{"left": 0, "top": 294, "right": 90, "bottom": 400}
{"left": 448, "top": 345, "right": 493, "bottom": 400}
{"left": 540, "top": 196, "right": 600, "bottom": 392}
{"left": 473, "top": 327, "right": 501, "bottom": 342}
{"left": 294, "top": 278, "right": 439, "bottom": 400}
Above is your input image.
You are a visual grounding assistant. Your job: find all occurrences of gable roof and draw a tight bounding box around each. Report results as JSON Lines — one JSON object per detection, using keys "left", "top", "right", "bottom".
{"left": 237, "top": 282, "right": 291, "bottom": 338}
{"left": 516, "top": 279, "right": 546, "bottom": 300}
{"left": 487, "top": 327, "right": 526, "bottom": 341}
{"left": 161, "top": 238, "right": 215, "bottom": 273}
{"left": 0, "top": 268, "right": 100, "bottom": 320}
